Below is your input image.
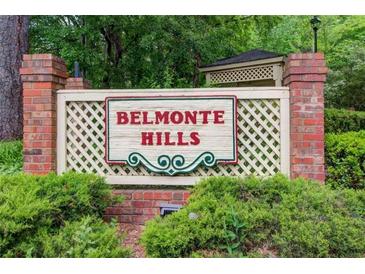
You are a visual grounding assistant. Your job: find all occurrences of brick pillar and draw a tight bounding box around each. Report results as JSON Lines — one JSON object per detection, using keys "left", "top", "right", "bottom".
{"left": 20, "top": 54, "right": 68, "bottom": 174}
{"left": 65, "top": 77, "right": 91, "bottom": 89}
{"left": 283, "top": 52, "right": 328, "bottom": 182}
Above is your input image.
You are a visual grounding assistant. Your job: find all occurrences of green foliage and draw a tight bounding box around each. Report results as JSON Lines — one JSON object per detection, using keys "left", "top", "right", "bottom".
{"left": 141, "top": 175, "right": 365, "bottom": 258}
{"left": 39, "top": 216, "right": 129, "bottom": 258}
{"left": 325, "top": 131, "right": 365, "bottom": 189}
{"left": 0, "top": 140, "right": 23, "bottom": 175}
{"left": 29, "top": 15, "right": 365, "bottom": 110}
{"left": 325, "top": 44, "right": 365, "bottom": 111}
{"left": 322, "top": 17, "right": 365, "bottom": 111}
{"left": 0, "top": 172, "right": 128, "bottom": 257}
{"left": 261, "top": 16, "right": 365, "bottom": 111}
{"left": 324, "top": 108, "right": 365, "bottom": 133}
{"left": 29, "top": 16, "right": 282, "bottom": 89}
{"left": 219, "top": 206, "right": 246, "bottom": 257}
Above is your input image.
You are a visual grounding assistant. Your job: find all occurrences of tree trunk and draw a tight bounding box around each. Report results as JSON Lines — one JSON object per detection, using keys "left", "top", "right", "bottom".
{"left": 192, "top": 52, "right": 201, "bottom": 88}
{"left": 0, "top": 16, "right": 29, "bottom": 140}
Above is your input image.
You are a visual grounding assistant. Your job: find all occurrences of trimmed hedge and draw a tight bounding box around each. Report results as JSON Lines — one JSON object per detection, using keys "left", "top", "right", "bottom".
{"left": 141, "top": 175, "right": 365, "bottom": 258}
{"left": 325, "top": 108, "right": 365, "bottom": 133}
{"left": 0, "top": 172, "right": 129, "bottom": 257}
{"left": 325, "top": 130, "right": 365, "bottom": 189}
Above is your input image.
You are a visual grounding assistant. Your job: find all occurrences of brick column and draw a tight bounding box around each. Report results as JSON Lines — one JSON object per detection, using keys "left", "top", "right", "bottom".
{"left": 283, "top": 52, "right": 328, "bottom": 182}
{"left": 20, "top": 54, "right": 68, "bottom": 174}
{"left": 65, "top": 77, "right": 91, "bottom": 89}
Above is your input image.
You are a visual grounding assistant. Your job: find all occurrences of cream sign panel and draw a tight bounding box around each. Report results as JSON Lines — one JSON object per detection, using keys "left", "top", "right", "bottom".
{"left": 105, "top": 95, "right": 238, "bottom": 175}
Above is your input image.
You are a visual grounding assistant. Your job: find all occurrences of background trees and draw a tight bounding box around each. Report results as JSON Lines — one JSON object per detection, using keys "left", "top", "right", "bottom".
{"left": 28, "top": 16, "right": 280, "bottom": 89}
{"left": 0, "top": 16, "right": 29, "bottom": 140}
{"left": 25, "top": 15, "right": 365, "bottom": 111}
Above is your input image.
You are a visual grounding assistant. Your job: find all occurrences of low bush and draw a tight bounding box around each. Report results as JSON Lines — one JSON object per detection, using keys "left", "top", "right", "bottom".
{"left": 141, "top": 175, "right": 365, "bottom": 258}
{"left": 0, "top": 140, "right": 23, "bottom": 175}
{"left": 325, "top": 130, "right": 365, "bottom": 189}
{"left": 325, "top": 108, "right": 365, "bottom": 133}
{"left": 0, "top": 172, "right": 129, "bottom": 257}
{"left": 41, "top": 216, "right": 129, "bottom": 258}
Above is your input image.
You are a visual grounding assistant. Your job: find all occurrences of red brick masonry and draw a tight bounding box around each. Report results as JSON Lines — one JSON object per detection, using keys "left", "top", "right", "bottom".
{"left": 20, "top": 54, "right": 67, "bottom": 174}
{"left": 65, "top": 77, "right": 91, "bottom": 89}
{"left": 105, "top": 189, "right": 190, "bottom": 224}
{"left": 284, "top": 53, "right": 328, "bottom": 182}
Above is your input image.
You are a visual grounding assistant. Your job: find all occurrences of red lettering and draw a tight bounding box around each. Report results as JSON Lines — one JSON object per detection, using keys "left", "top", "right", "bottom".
{"left": 155, "top": 111, "right": 169, "bottom": 124}
{"left": 116, "top": 112, "right": 129, "bottom": 124}
{"left": 199, "top": 110, "right": 211, "bottom": 124}
{"left": 142, "top": 111, "right": 153, "bottom": 124}
{"left": 177, "top": 132, "right": 189, "bottom": 146}
{"left": 184, "top": 111, "right": 197, "bottom": 124}
{"left": 213, "top": 110, "right": 225, "bottom": 124}
{"left": 170, "top": 111, "right": 184, "bottom": 124}
{"left": 141, "top": 131, "right": 201, "bottom": 146}
{"left": 141, "top": 132, "right": 153, "bottom": 145}
{"left": 130, "top": 111, "right": 141, "bottom": 124}
{"left": 156, "top": 132, "right": 163, "bottom": 145}
{"left": 190, "top": 132, "right": 200, "bottom": 145}
{"left": 117, "top": 110, "right": 225, "bottom": 125}
{"left": 164, "top": 132, "right": 176, "bottom": 145}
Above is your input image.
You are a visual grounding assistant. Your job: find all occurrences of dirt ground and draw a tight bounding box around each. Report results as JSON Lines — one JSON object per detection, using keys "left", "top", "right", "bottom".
{"left": 119, "top": 223, "right": 146, "bottom": 258}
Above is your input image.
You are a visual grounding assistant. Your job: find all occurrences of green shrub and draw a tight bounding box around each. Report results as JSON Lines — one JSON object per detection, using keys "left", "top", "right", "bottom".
{"left": 0, "top": 140, "right": 23, "bottom": 175}
{"left": 325, "top": 130, "right": 365, "bottom": 189}
{"left": 0, "top": 172, "right": 128, "bottom": 257}
{"left": 3, "top": 216, "right": 130, "bottom": 258}
{"left": 35, "top": 216, "right": 129, "bottom": 258}
{"left": 325, "top": 108, "right": 365, "bottom": 133}
{"left": 141, "top": 175, "right": 365, "bottom": 258}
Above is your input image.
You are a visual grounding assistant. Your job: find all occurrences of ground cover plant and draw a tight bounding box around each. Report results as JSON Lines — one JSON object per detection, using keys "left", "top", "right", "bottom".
{"left": 0, "top": 140, "right": 22, "bottom": 175}
{"left": 141, "top": 175, "right": 365, "bottom": 258}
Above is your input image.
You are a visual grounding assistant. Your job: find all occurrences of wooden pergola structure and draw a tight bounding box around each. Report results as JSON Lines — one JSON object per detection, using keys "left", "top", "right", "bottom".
{"left": 199, "top": 49, "right": 284, "bottom": 87}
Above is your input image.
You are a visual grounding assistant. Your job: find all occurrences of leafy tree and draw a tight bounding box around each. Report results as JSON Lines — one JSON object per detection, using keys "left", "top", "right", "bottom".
{"left": 29, "top": 16, "right": 281, "bottom": 89}
{"left": 29, "top": 15, "right": 365, "bottom": 110}
{"left": 322, "top": 16, "right": 365, "bottom": 110}
{"left": 261, "top": 16, "right": 365, "bottom": 110}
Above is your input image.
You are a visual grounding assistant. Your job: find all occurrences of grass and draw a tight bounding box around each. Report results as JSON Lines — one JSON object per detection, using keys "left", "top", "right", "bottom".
{"left": 0, "top": 140, "right": 23, "bottom": 175}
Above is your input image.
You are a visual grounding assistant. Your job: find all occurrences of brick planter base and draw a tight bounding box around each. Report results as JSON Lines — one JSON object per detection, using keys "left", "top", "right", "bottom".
{"left": 104, "top": 189, "right": 190, "bottom": 225}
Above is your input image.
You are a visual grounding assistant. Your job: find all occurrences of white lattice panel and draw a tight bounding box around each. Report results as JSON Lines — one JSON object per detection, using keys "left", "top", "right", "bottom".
{"left": 210, "top": 65, "right": 274, "bottom": 84}
{"left": 65, "top": 99, "right": 281, "bottom": 177}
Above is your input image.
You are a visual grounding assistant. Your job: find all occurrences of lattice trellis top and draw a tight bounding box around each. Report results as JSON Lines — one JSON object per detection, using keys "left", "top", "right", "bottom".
{"left": 57, "top": 88, "right": 290, "bottom": 185}
{"left": 200, "top": 50, "right": 284, "bottom": 87}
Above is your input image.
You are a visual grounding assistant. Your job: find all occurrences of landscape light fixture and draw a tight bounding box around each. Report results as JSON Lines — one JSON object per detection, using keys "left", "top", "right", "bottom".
{"left": 310, "top": 16, "right": 321, "bottom": 53}
{"left": 160, "top": 203, "right": 182, "bottom": 217}
{"left": 74, "top": 61, "right": 81, "bottom": 77}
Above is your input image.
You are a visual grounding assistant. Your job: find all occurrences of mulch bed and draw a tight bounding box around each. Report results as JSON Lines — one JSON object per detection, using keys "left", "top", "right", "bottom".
{"left": 119, "top": 223, "right": 146, "bottom": 258}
